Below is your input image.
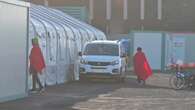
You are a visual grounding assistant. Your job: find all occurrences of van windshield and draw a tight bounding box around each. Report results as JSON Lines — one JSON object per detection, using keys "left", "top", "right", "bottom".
{"left": 84, "top": 44, "right": 119, "bottom": 56}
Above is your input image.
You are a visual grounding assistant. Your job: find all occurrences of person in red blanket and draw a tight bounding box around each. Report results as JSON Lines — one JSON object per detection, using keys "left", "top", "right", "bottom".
{"left": 133, "top": 47, "right": 152, "bottom": 85}
{"left": 29, "top": 37, "right": 46, "bottom": 92}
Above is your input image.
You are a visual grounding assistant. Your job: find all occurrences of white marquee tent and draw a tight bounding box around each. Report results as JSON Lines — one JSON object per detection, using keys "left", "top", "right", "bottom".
{"left": 0, "top": 0, "right": 106, "bottom": 102}
{"left": 29, "top": 5, "right": 106, "bottom": 89}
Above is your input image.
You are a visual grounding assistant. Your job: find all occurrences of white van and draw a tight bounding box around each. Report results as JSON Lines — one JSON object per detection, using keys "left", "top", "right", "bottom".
{"left": 78, "top": 40, "right": 127, "bottom": 81}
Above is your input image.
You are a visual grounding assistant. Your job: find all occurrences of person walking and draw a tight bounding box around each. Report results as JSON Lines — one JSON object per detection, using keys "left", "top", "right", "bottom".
{"left": 29, "top": 37, "right": 46, "bottom": 92}
{"left": 133, "top": 47, "right": 152, "bottom": 85}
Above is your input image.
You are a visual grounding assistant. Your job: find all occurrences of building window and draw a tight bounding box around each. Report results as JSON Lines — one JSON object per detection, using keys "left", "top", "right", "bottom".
{"left": 123, "top": 0, "right": 128, "bottom": 20}
{"left": 89, "top": 0, "right": 94, "bottom": 20}
{"left": 44, "top": 0, "right": 49, "bottom": 6}
{"left": 140, "top": 0, "right": 145, "bottom": 20}
{"left": 157, "top": 0, "right": 162, "bottom": 20}
{"left": 106, "top": 0, "right": 111, "bottom": 20}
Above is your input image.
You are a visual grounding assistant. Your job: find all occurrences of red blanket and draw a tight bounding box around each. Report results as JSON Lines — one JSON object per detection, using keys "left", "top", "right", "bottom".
{"left": 134, "top": 52, "right": 152, "bottom": 80}
{"left": 169, "top": 63, "right": 195, "bottom": 69}
{"left": 29, "top": 45, "right": 45, "bottom": 73}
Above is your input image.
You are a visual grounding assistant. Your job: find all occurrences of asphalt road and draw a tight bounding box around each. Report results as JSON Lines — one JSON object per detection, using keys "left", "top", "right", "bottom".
{"left": 1, "top": 73, "right": 195, "bottom": 110}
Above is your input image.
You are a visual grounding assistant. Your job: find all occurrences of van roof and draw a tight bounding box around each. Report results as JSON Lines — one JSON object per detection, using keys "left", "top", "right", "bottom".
{"left": 89, "top": 40, "right": 119, "bottom": 44}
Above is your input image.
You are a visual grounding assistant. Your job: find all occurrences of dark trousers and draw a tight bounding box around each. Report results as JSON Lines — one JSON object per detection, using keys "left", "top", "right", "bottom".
{"left": 32, "top": 73, "right": 43, "bottom": 90}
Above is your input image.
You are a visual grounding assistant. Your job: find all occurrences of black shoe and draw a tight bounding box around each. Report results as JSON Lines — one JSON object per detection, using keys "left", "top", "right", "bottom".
{"left": 38, "top": 87, "right": 45, "bottom": 93}
{"left": 30, "top": 89, "right": 38, "bottom": 93}
{"left": 137, "top": 79, "right": 141, "bottom": 84}
{"left": 140, "top": 80, "right": 146, "bottom": 85}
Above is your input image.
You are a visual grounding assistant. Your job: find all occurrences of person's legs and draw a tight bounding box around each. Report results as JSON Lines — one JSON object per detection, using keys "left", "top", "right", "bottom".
{"left": 137, "top": 75, "right": 146, "bottom": 85}
{"left": 35, "top": 74, "right": 43, "bottom": 90}
{"left": 32, "top": 73, "right": 37, "bottom": 90}
{"left": 141, "top": 80, "right": 146, "bottom": 85}
{"left": 137, "top": 76, "right": 141, "bottom": 84}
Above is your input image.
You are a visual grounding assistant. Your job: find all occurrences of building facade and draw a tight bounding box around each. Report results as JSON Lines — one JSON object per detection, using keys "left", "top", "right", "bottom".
{"left": 29, "top": 0, "right": 195, "bottom": 38}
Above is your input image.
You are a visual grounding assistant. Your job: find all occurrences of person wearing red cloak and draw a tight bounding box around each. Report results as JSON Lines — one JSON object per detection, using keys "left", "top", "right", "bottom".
{"left": 133, "top": 47, "right": 152, "bottom": 85}
{"left": 29, "top": 37, "right": 46, "bottom": 92}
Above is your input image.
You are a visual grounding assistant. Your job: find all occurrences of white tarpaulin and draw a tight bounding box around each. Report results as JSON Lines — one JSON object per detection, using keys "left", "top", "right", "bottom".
{"left": 29, "top": 4, "right": 106, "bottom": 89}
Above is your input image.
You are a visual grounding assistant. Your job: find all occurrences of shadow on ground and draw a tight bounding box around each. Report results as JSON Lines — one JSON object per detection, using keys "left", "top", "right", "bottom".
{"left": 0, "top": 73, "right": 194, "bottom": 110}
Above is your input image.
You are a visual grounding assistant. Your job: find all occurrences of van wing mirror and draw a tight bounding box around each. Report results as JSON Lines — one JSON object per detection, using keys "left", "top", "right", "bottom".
{"left": 78, "top": 52, "right": 82, "bottom": 56}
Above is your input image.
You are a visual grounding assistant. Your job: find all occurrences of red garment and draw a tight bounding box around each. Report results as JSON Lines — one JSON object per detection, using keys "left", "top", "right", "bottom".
{"left": 133, "top": 51, "right": 152, "bottom": 80}
{"left": 29, "top": 45, "right": 45, "bottom": 73}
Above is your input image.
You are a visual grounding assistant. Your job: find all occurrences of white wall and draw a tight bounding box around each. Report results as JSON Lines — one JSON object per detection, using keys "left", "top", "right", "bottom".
{"left": 167, "top": 33, "right": 195, "bottom": 64}
{"left": 0, "top": 2, "right": 28, "bottom": 102}
{"left": 133, "top": 32, "right": 162, "bottom": 70}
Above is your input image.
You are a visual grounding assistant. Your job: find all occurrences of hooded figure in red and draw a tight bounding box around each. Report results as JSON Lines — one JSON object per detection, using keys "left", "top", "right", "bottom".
{"left": 133, "top": 47, "right": 152, "bottom": 84}
{"left": 29, "top": 39, "right": 45, "bottom": 73}
{"left": 29, "top": 38, "right": 45, "bottom": 92}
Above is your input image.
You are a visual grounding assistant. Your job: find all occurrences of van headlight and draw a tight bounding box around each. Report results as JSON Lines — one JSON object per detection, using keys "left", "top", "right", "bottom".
{"left": 80, "top": 59, "right": 88, "bottom": 64}
{"left": 111, "top": 60, "right": 119, "bottom": 65}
